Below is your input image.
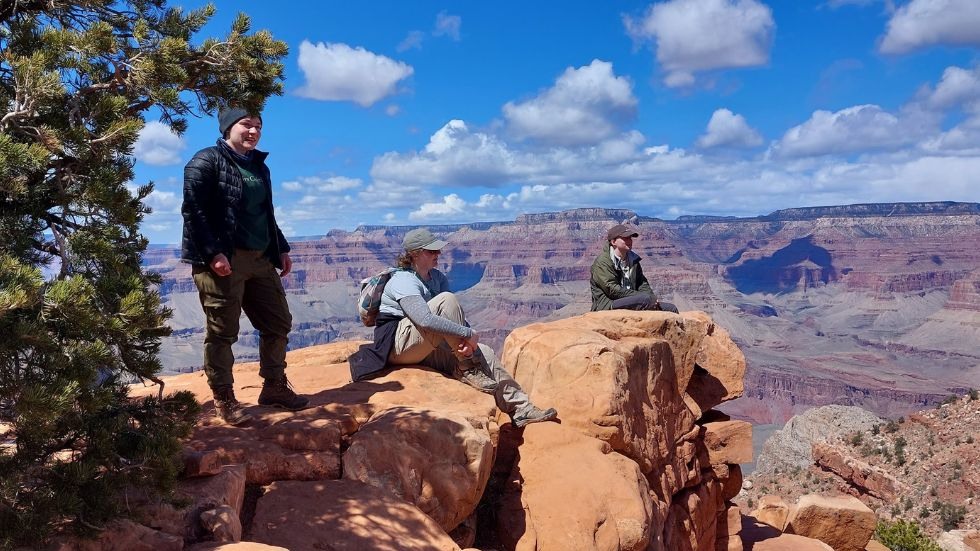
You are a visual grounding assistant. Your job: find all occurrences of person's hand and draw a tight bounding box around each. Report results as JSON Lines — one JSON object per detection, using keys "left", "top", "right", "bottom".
{"left": 279, "top": 253, "right": 292, "bottom": 277}
{"left": 457, "top": 333, "right": 479, "bottom": 357}
{"left": 210, "top": 253, "right": 232, "bottom": 277}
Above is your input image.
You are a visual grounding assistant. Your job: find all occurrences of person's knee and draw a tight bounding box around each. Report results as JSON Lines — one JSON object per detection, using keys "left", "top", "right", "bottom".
{"left": 430, "top": 292, "right": 464, "bottom": 316}
{"left": 431, "top": 291, "right": 459, "bottom": 306}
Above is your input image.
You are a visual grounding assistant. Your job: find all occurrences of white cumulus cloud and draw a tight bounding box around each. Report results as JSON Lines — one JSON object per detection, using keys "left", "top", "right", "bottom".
{"left": 922, "top": 65, "right": 980, "bottom": 112}
{"left": 502, "top": 60, "right": 637, "bottom": 146}
{"left": 133, "top": 121, "right": 186, "bottom": 165}
{"left": 295, "top": 40, "right": 414, "bottom": 107}
{"left": 373, "top": 120, "right": 525, "bottom": 187}
{"left": 281, "top": 175, "right": 363, "bottom": 193}
{"left": 772, "top": 105, "right": 926, "bottom": 157}
{"left": 696, "top": 108, "right": 764, "bottom": 149}
{"left": 624, "top": 0, "right": 774, "bottom": 87}
{"left": 880, "top": 0, "right": 980, "bottom": 54}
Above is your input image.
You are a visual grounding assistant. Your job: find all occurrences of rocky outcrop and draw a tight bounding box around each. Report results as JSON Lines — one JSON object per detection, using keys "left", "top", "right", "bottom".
{"left": 741, "top": 493, "right": 879, "bottom": 551}
{"left": 89, "top": 310, "right": 753, "bottom": 550}
{"left": 740, "top": 516, "right": 833, "bottom": 551}
{"left": 497, "top": 310, "right": 747, "bottom": 550}
{"left": 784, "top": 494, "right": 876, "bottom": 551}
{"left": 249, "top": 479, "right": 462, "bottom": 551}
{"left": 342, "top": 406, "right": 494, "bottom": 532}
{"left": 937, "top": 529, "right": 980, "bottom": 551}
{"left": 751, "top": 495, "right": 789, "bottom": 531}
{"left": 756, "top": 405, "right": 883, "bottom": 473}
{"left": 812, "top": 443, "right": 903, "bottom": 500}
{"left": 495, "top": 423, "right": 655, "bottom": 551}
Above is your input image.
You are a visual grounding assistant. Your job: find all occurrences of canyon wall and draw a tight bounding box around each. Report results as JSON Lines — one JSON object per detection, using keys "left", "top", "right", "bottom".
{"left": 146, "top": 202, "right": 980, "bottom": 424}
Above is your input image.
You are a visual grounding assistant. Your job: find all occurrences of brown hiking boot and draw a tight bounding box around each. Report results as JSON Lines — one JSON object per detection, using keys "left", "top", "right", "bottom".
{"left": 258, "top": 375, "right": 309, "bottom": 410}
{"left": 212, "top": 385, "right": 252, "bottom": 426}
{"left": 511, "top": 405, "right": 558, "bottom": 428}
{"left": 456, "top": 352, "right": 497, "bottom": 394}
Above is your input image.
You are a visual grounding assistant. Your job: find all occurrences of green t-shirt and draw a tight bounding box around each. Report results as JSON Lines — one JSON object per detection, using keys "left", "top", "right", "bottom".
{"left": 233, "top": 161, "right": 271, "bottom": 251}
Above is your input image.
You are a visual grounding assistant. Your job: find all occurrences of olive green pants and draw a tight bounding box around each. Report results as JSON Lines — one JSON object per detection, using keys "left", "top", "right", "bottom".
{"left": 192, "top": 249, "right": 292, "bottom": 388}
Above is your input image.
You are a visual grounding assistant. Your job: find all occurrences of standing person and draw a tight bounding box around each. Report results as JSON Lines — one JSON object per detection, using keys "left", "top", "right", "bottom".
{"left": 181, "top": 106, "right": 308, "bottom": 425}
{"left": 349, "top": 229, "right": 558, "bottom": 428}
{"left": 590, "top": 224, "right": 679, "bottom": 313}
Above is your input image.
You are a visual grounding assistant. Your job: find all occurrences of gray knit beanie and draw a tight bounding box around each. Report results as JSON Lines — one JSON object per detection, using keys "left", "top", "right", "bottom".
{"left": 218, "top": 107, "right": 261, "bottom": 136}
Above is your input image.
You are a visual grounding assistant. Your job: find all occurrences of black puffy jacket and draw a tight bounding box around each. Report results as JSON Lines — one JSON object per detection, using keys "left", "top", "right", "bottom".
{"left": 180, "top": 140, "right": 290, "bottom": 268}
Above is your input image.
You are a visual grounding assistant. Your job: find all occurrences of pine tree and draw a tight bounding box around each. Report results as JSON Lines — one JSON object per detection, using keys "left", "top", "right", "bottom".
{"left": 0, "top": 1, "right": 287, "bottom": 545}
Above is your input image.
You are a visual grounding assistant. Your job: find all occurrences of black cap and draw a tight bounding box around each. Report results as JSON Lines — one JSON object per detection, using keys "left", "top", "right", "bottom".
{"left": 218, "top": 107, "right": 261, "bottom": 136}
{"left": 607, "top": 224, "right": 639, "bottom": 241}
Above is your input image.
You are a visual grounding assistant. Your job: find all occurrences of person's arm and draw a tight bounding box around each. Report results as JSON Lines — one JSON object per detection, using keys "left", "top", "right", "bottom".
{"left": 592, "top": 256, "right": 638, "bottom": 300}
{"left": 398, "top": 295, "right": 473, "bottom": 338}
{"left": 182, "top": 151, "right": 221, "bottom": 263}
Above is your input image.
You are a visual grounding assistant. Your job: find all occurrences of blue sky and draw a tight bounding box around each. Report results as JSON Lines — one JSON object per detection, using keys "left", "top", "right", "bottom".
{"left": 133, "top": 0, "right": 980, "bottom": 244}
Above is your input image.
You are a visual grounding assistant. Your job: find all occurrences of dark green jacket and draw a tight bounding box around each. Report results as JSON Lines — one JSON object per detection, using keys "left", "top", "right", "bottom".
{"left": 590, "top": 246, "right": 655, "bottom": 311}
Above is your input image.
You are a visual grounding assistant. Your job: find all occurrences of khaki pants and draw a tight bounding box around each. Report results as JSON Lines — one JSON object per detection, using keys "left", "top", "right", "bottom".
{"left": 192, "top": 249, "right": 292, "bottom": 388}
{"left": 388, "top": 292, "right": 530, "bottom": 415}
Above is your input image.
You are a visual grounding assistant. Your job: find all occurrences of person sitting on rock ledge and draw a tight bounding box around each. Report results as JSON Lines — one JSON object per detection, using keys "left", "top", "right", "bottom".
{"left": 349, "top": 228, "right": 558, "bottom": 428}
{"left": 590, "top": 224, "right": 679, "bottom": 314}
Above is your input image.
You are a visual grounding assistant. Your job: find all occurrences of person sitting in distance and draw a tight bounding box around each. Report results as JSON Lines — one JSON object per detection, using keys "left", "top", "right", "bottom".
{"left": 590, "top": 224, "right": 679, "bottom": 313}
{"left": 349, "top": 228, "right": 558, "bottom": 428}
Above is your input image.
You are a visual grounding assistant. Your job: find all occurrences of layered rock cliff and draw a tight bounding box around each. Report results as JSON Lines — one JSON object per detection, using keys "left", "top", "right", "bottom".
{"left": 147, "top": 201, "right": 980, "bottom": 424}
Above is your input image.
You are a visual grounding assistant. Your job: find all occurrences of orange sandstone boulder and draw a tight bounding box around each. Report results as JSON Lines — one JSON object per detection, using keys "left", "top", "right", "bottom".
{"left": 664, "top": 476, "right": 724, "bottom": 551}
{"left": 751, "top": 495, "right": 790, "bottom": 531}
{"left": 250, "top": 479, "right": 461, "bottom": 551}
{"left": 500, "top": 310, "right": 710, "bottom": 475}
{"left": 811, "top": 443, "right": 902, "bottom": 500}
{"left": 496, "top": 422, "right": 655, "bottom": 551}
{"left": 53, "top": 520, "right": 183, "bottom": 551}
{"left": 784, "top": 494, "right": 876, "bottom": 551}
{"left": 133, "top": 463, "right": 246, "bottom": 541}
{"left": 702, "top": 418, "right": 753, "bottom": 465}
{"left": 741, "top": 517, "right": 833, "bottom": 551}
{"left": 342, "top": 406, "right": 494, "bottom": 532}
{"left": 684, "top": 311, "right": 746, "bottom": 413}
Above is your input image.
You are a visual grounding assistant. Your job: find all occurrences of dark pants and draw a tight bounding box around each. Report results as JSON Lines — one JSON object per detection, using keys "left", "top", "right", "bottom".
{"left": 192, "top": 249, "right": 292, "bottom": 388}
{"left": 611, "top": 293, "right": 679, "bottom": 313}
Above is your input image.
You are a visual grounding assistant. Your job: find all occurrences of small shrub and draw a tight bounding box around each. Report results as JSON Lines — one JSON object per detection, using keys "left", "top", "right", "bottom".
{"left": 940, "top": 395, "right": 958, "bottom": 406}
{"left": 850, "top": 431, "right": 864, "bottom": 446}
{"left": 895, "top": 448, "right": 906, "bottom": 466}
{"left": 874, "top": 519, "right": 942, "bottom": 551}
{"left": 920, "top": 506, "right": 930, "bottom": 518}
{"left": 872, "top": 424, "right": 880, "bottom": 435}
{"left": 747, "top": 497, "right": 754, "bottom": 509}
{"left": 969, "top": 388, "right": 978, "bottom": 401}
{"left": 884, "top": 420, "right": 900, "bottom": 433}
{"left": 937, "top": 502, "right": 967, "bottom": 531}
{"left": 967, "top": 435, "right": 974, "bottom": 444}
{"left": 929, "top": 486, "right": 938, "bottom": 497}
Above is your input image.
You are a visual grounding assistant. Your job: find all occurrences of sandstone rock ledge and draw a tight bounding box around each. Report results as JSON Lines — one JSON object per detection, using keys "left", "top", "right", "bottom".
{"left": 85, "top": 310, "right": 751, "bottom": 551}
